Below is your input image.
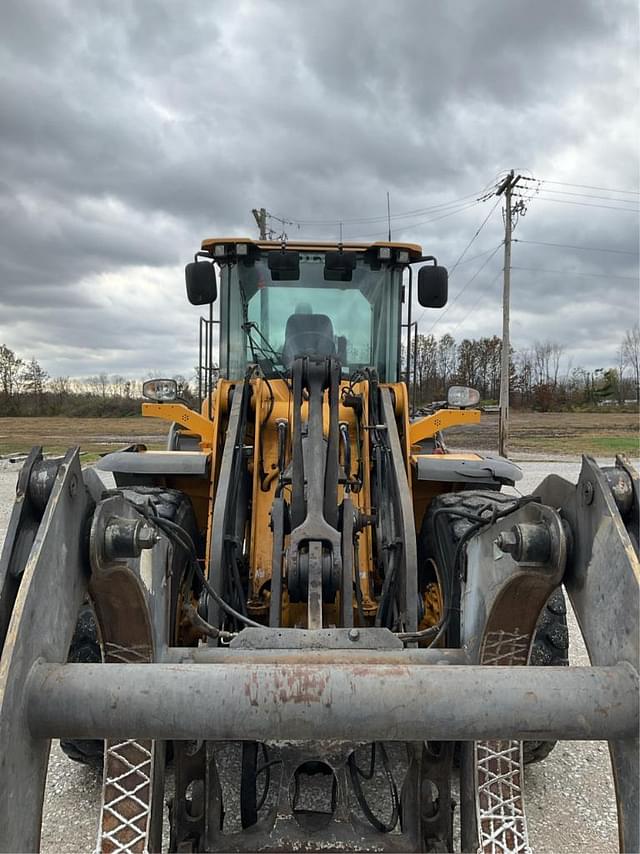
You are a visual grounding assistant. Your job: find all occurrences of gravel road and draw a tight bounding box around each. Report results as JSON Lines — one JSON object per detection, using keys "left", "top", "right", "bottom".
{"left": 0, "top": 456, "right": 630, "bottom": 853}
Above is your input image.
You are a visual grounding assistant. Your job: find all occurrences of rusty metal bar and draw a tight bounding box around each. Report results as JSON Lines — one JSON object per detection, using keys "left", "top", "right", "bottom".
{"left": 162, "top": 646, "right": 468, "bottom": 665}
{"left": 27, "top": 661, "right": 637, "bottom": 743}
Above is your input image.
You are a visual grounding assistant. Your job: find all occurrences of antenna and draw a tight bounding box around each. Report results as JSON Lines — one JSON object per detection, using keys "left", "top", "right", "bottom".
{"left": 386, "top": 191, "right": 391, "bottom": 241}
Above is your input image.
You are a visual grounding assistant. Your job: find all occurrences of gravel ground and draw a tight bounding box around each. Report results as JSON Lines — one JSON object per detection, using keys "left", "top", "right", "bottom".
{"left": 0, "top": 456, "right": 632, "bottom": 853}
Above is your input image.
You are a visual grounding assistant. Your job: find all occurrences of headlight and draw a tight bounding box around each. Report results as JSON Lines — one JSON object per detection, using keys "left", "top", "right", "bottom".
{"left": 143, "top": 379, "right": 178, "bottom": 402}
{"left": 447, "top": 385, "right": 480, "bottom": 409}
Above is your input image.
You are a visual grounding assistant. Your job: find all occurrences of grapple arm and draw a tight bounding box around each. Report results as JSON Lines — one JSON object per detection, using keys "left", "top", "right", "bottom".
{"left": 535, "top": 455, "right": 639, "bottom": 854}
{"left": 0, "top": 451, "right": 638, "bottom": 853}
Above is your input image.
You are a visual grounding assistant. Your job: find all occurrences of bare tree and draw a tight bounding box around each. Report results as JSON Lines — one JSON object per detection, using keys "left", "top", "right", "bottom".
{"left": 437, "top": 334, "right": 456, "bottom": 395}
{"left": 22, "top": 358, "right": 49, "bottom": 414}
{"left": 87, "top": 372, "right": 109, "bottom": 400}
{"left": 616, "top": 345, "right": 627, "bottom": 405}
{"left": 549, "top": 343, "right": 564, "bottom": 390}
{"left": 622, "top": 325, "right": 640, "bottom": 402}
{"left": 0, "top": 344, "right": 24, "bottom": 401}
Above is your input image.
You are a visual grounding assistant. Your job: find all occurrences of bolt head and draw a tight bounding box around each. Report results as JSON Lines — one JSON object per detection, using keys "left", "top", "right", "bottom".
{"left": 582, "top": 480, "right": 594, "bottom": 506}
{"left": 496, "top": 530, "right": 518, "bottom": 555}
{"left": 348, "top": 628, "right": 360, "bottom": 641}
{"left": 135, "top": 521, "right": 159, "bottom": 549}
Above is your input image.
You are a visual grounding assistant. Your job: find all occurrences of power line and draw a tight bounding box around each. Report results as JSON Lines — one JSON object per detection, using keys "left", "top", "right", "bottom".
{"left": 450, "top": 269, "right": 503, "bottom": 335}
{"left": 455, "top": 244, "right": 508, "bottom": 267}
{"left": 268, "top": 189, "right": 485, "bottom": 228}
{"left": 511, "top": 265, "right": 637, "bottom": 280}
{"left": 269, "top": 196, "right": 471, "bottom": 228}
{"left": 347, "top": 198, "right": 482, "bottom": 241}
{"left": 421, "top": 241, "right": 504, "bottom": 334}
{"left": 448, "top": 198, "right": 502, "bottom": 275}
{"left": 514, "top": 238, "right": 638, "bottom": 256}
{"left": 520, "top": 177, "right": 639, "bottom": 196}
{"left": 533, "top": 188, "right": 639, "bottom": 204}
{"left": 516, "top": 195, "right": 639, "bottom": 213}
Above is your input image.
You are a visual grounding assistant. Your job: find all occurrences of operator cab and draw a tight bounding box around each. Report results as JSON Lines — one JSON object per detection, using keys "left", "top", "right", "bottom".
{"left": 189, "top": 239, "right": 447, "bottom": 383}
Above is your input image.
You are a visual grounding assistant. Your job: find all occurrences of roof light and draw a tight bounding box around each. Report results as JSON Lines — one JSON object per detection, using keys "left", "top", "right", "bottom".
{"left": 447, "top": 386, "right": 480, "bottom": 409}
{"left": 213, "top": 244, "right": 227, "bottom": 258}
{"left": 398, "top": 250, "right": 409, "bottom": 264}
{"left": 143, "top": 378, "right": 178, "bottom": 402}
{"left": 236, "top": 243, "right": 248, "bottom": 255}
{"left": 378, "top": 247, "right": 392, "bottom": 260}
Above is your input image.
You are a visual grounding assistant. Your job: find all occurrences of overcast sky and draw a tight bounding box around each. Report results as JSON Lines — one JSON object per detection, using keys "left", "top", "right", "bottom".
{"left": 0, "top": 0, "right": 638, "bottom": 385}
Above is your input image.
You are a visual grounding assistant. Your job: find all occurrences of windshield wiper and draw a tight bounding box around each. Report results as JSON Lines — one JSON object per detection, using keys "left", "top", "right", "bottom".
{"left": 242, "top": 321, "right": 285, "bottom": 373}
{"left": 238, "top": 281, "right": 288, "bottom": 381}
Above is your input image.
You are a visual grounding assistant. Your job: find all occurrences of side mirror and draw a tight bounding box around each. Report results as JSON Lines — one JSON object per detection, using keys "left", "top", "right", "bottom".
{"left": 417, "top": 264, "right": 448, "bottom": 308}
{"left": 186, "top": 261, "right": 217, "bottom": 305}
{"left": 268, "top": 250, "right": 300, "bottom": 281}
{"left": 324, "top": 250, "right": 357, "bottom": 282}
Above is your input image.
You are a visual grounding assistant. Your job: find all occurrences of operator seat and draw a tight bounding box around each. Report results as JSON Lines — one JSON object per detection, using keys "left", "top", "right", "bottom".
{"left": 282, "top": 313, "right": 336, "bottom": 368}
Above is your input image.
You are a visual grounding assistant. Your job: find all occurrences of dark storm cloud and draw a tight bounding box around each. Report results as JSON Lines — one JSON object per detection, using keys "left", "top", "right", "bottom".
{"left": 0, "top": 0, "right": 637, "bottom": 381}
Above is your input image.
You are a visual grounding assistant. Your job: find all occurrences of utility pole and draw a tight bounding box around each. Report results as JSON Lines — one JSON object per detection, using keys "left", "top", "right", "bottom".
{"left": 496, "top": 170, "right": 521, "bottom": 457}
{"left": 252, "top": 207, "right": 268, "bottom": 239}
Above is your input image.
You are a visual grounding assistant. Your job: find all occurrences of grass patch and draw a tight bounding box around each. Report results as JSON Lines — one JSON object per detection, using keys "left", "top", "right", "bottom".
{"left": 0, "top": 416, "right": 167, "bottom": 458}
{"left": 585, "top": 435, "right": 639, "bottom": 455}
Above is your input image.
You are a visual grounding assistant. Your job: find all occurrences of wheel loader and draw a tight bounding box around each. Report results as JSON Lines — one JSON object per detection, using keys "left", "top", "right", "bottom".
{"left": 0, "top": 237, "right": 638, "bottom": 853}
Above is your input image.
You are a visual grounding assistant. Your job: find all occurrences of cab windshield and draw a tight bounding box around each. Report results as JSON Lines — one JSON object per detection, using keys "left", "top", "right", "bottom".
{"left": 218, "top": 251, "right": 402, "bottom": 381}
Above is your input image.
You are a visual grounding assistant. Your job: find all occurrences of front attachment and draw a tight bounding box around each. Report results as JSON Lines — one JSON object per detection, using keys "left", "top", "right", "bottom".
{"left": 536, "top": 454, "right": 640, "bottom": 854}
{"left": 0, "top": 449, "right": 91, "bottom": 851}
{"left": 1, "top": 450, "right": 639, "bottom": 853}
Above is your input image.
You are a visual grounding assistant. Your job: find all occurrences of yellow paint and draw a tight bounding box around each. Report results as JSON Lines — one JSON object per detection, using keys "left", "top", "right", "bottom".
{"left": 412, "top": 452, "right": 485, "bottom": 467}
{"left": 409, "top": 408, "right": 481, "bottom": 446}
{"left": 141, "top": 377, "right": 469, "bottom": 632}
{"left": 419, "top": 582, "right": 442, "bottom": 631}
{"left": 142, "top": 402, "right": 216, "bottom": 448}
{"left": 242, "top": 376, "right": 381, "bottom": 623}
{"left": 200, "top": 236, "right": 424, "bottom": 260}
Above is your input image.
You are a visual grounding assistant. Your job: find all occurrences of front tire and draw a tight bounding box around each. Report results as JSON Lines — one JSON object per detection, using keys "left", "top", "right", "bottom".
{"left": 418, "top": 490, "right": 569, "bottom": 765}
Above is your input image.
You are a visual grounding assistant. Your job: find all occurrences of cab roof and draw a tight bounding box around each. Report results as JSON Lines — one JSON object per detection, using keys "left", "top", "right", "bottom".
{"left": 201, "top": 237, "right": 424, "bottom": 261}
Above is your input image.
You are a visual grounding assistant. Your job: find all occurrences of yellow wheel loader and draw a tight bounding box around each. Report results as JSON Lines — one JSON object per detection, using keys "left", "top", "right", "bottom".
{"left": 0, "top": 237, "right": 638, "bottom": 853}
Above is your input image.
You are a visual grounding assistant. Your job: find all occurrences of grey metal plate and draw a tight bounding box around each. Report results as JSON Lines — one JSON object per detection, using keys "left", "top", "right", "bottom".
{"left": 414, "top": 453, "right": 523, "bottom": 485}
{"left": 229, "top": 627, "right": 405, "bottom": 650}
{"left": 95, "top": 450, "right": 209, "bottom": 476}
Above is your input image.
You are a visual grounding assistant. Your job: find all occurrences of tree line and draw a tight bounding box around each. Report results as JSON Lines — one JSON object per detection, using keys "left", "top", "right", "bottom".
{"left": 407, "top": 325, "right": 639, "bottom": 410}
{"left": 0, "top": 325, "right": 638, "bottom": 417}
{"left": 0, "top": 345, "right": 194, "bottom": 416}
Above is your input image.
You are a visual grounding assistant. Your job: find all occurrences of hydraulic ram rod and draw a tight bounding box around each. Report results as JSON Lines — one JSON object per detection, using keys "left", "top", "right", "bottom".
{"left": 27, "top": 661, "right": 638, "bottom": 742}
